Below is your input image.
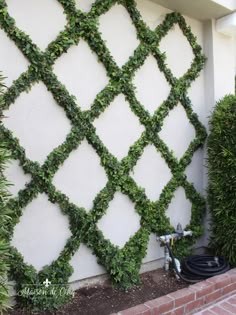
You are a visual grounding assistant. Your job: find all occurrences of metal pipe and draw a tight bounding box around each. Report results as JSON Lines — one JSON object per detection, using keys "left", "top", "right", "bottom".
{"left": 157, "top": 230, "right": 192, "bottom": 243}
{"left": 157, "top": 223, "right": 193, "bottom": 273}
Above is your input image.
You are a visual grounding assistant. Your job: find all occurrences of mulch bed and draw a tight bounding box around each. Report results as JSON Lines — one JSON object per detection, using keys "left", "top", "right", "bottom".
{"left": 10, "top": 268, "right": 188, "bottom": 315}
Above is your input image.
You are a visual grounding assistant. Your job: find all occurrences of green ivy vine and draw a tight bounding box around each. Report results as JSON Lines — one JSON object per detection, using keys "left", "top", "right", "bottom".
{"left": 0, "top": 0, "right": 207, "bottom": 311}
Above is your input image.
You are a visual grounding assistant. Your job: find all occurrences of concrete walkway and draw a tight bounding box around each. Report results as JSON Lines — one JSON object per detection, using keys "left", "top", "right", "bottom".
{"left": 194, "top": 293, "right": 236, "bottom": 315}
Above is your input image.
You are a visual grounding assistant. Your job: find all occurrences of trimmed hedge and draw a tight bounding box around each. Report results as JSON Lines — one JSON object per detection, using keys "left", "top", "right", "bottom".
{"left": 208, "top": 95, "right": 236, "bottom": 266}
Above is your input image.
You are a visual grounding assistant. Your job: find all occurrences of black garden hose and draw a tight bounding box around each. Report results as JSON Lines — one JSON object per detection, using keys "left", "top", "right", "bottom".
{"left": 166, "top": 242, "right": 230, "bottom": 283}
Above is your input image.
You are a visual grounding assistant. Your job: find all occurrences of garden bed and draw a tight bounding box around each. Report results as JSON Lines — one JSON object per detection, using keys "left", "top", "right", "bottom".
{"left": 10, "top": 268, "right": 188, "bottom": 315}
{"left": 9, "top": 268, "right": 236, "bottom": 315}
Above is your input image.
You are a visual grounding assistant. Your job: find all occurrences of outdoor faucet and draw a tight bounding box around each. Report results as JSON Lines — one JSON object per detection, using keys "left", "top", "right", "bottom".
{"left": 157, "top": 223, "right": 193, "bottom": 273}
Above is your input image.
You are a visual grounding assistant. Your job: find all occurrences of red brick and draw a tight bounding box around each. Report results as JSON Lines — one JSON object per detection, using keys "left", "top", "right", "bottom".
{"left": 164, "top": 306, "right": 185, "bottom": 315}
{"left": 229, "top": 273, "right": 236, "bottom": 283}
{"left": 145, "top": 295, "right": 174, "bottom": 314}
{"left": 205, "top": 289, "right": 222, "bottom": 304}
{"left": 173, "top": 306, "right": 185, "bottom": 315}
{"left": 201, "top": 310, "right": 216, "bottom": 315}
{"left": 223, "top": 282, "right": 236, "bottom": 294}
{"left": 221, "top": 301, "right": 236, "bottom": 314}
{"left": 228, "top": 296, "right": 236, "bottom": 304}
{"left": 168, "top": 288, "right": 195, "bottom": 307}
{"left": 211, "top": 305, "right": 232, "bottom": 315}
{"left": 185, "top": 298, "right": 204, "bottom": 314}
{"left": 217, "top": 277, "right": 231, "bottom": 289}
{"left": 190, "top": 281, "right": 214, "bottom": 299}
{"left": 207, "top": 274, "right": 231, "bottom": 289}
{"left": 227, "top": 268, "right": 236, "bottom": 276}
{"left": 119, "top": 304, "right": 151, "bottom": 315}
{"left": 116, "top": 271, "right": 236, "bottom": 315}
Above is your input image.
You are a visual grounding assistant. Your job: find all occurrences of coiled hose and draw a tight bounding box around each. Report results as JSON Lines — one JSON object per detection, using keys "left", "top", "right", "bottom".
{"left": 166, "top": 243, "right": 230, "bottom": 283}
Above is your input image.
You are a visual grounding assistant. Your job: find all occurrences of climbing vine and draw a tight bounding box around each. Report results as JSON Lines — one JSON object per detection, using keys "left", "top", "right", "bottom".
{"left": 0, "top": 0, "right": 206, "bottom": 311}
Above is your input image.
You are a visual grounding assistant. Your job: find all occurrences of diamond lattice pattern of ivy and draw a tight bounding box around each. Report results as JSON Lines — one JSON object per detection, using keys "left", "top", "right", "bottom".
{"left": 0, "top": 0, "right": 206, "bottom": 308}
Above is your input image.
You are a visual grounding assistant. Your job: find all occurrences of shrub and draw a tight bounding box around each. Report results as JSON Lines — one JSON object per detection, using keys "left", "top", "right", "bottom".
{"left": 0, "top": 73, "right": 11, "bottom": 314}
{"left": 207, "top": 95, "right": 236, "bottom": 266}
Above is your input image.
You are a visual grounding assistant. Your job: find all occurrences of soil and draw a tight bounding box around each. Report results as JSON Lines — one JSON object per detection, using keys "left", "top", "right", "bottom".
{"left": 9, "top": 268, "right": 188, "bottom": 315}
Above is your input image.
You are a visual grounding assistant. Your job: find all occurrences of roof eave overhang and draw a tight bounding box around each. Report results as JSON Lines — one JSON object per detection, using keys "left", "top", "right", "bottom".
{"left": 149, "top": 0, "right": 236, "bottom": 21}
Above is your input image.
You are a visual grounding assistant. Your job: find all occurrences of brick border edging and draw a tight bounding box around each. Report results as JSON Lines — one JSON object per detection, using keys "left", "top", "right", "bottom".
{"left": 111, "top": 268, "right": 236, "bottom": 315}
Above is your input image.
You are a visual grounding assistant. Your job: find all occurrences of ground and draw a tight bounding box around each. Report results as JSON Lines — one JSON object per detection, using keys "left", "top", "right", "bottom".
{"left": 10, "top": 268, "right": 188, "bottom": 315}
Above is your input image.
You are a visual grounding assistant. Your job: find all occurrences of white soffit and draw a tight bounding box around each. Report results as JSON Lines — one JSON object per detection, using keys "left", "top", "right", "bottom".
{"left": 216, "top": 12, "right": 236, "bottom": 36}
{"left": 149, "top": 0, "right": 234, "bottom": 21}
{"left": 212, "top": 0, "right": 236, "bottom": 11}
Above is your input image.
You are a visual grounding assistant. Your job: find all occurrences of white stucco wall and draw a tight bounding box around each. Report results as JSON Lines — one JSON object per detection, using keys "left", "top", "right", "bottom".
{"left": 2, "top": 0, "right": 207, "bottom": 283}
